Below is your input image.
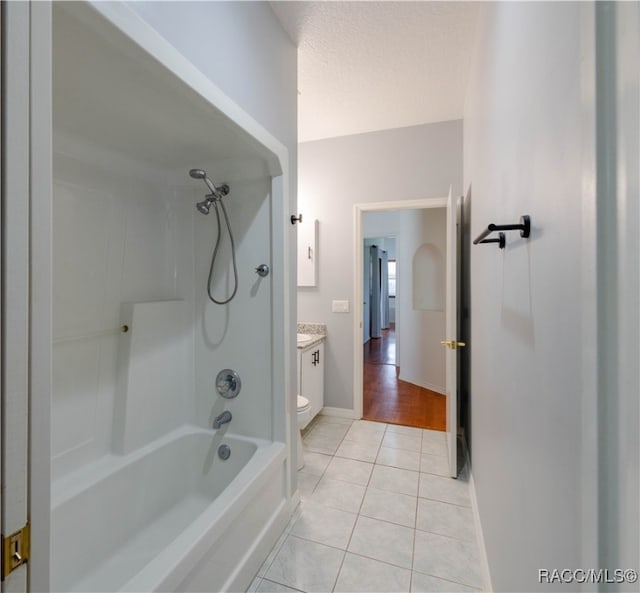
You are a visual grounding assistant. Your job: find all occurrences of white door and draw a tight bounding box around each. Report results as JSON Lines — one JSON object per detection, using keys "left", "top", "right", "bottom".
{"left": 444, "top": 187, "right": 462, "bottom": 478}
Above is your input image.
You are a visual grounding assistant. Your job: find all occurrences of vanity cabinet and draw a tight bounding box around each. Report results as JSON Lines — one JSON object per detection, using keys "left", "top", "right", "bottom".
{"left": 299, "top": 341, "right": 324, "bottom": 419}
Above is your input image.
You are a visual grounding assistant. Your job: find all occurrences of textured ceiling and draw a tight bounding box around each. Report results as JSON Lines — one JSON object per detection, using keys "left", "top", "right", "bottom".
{"left": 270, "top": 1, "right": 480, "bottom": 143}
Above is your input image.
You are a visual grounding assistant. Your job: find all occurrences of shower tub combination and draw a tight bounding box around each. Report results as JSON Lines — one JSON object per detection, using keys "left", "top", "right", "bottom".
{"left": 46, "top": 3, "right": 294, "bottom": 592}
{"left": 51, "top": 427, "right": 286, "bottom": 592}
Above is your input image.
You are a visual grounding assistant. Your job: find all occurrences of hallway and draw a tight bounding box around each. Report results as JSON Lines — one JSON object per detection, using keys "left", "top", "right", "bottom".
{"left": 363, "top": 327, "right": 446, "bottom": 431}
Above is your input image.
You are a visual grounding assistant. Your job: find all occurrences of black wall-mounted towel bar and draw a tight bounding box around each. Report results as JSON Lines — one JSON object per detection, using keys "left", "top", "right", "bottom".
{"left": 473, "top": 215, "right": 531, "bottom": 249}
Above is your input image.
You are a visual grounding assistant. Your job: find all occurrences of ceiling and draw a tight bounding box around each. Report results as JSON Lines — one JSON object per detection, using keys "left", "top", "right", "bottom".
{"left": 270, "top": 1, "right": 480, "bottom": 143}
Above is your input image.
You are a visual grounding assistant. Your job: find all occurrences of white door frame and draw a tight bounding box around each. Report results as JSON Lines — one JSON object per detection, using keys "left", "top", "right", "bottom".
{"left": 353, "top": 197, "right": 447, "bottom": 420}
{"left": 2, "top": 3, "right": 51, "bottom": 592}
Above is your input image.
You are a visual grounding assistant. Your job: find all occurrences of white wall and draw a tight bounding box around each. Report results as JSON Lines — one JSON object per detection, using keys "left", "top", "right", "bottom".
{"left": 464, "top": 3, "right": 592, "bottom": 590}
{"left": 598, "top": 2, "right": 639, "bottom": 582}
{"left": 126, "top": 1, "right": 297, "bottom": 158}
{"left": 402, "top": 209, "right": 446, "bottom": 393}
{"left": 298, "top": 121, "right": 462, "bottom": 410}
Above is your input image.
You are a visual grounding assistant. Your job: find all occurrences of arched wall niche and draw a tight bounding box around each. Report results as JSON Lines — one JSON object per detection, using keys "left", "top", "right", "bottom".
{"left": 412, "top": 242, "right": 444, "bottom": 311}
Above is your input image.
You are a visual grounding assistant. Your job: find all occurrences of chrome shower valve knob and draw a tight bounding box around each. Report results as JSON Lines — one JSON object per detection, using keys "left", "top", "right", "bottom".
{"left": 215, "top": 369, "right": 242, "bottom": 399}
{"left": 255, "top": 264, "right": 270, "bottom": 277}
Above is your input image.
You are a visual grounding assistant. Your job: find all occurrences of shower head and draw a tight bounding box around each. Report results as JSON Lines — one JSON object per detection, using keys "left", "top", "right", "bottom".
{"left": 189, "top": 168, "right": 230, "bottom": 215}
{"left": 196, "top": 198, "right": 213, "bottom": 215}
{"left": 189, "top": 168, "right": 217, "bottom": 194}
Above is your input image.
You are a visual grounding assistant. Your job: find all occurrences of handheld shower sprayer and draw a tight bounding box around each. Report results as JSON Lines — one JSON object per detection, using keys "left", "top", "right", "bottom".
{"left": 189, "top": 168, "right": 238, "bottom": 304}
{"left": 189, "top": 169, "right": 229, "bottom": 215}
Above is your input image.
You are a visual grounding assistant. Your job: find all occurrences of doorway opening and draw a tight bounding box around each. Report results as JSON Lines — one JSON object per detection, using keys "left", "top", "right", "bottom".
{"left": 354, "top": 198, "right": 449, "bottom": 432}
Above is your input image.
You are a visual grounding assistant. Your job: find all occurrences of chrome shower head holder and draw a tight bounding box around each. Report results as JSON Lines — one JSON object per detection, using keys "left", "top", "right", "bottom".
{"left": 189, "top": 169, "right": 229, "bottom": 202}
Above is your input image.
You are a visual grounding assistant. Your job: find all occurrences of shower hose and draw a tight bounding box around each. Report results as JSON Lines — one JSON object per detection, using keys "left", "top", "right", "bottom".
{"left": 207, "top": 197, "right": 238, "bottom": 305}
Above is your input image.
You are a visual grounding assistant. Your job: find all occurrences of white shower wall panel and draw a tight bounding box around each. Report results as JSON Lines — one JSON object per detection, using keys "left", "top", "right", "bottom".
{"left": 52, "top": 144, "right": 196, "bottom": 480}
{"left": 193, "top": 176, "right": 274, "bottom": 440}
{"left": 52, "top": 335, "right": 119, "bottom": 477}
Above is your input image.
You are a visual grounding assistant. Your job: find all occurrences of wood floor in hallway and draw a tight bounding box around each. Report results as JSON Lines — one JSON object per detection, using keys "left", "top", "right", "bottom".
{"left": 363, "top": 326, "right": 446, "bottom": 431}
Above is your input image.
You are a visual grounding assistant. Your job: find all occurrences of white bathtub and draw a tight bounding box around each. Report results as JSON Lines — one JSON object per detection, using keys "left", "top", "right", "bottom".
{"left": 51, "top": 425, "right": 288, "bottom": 592}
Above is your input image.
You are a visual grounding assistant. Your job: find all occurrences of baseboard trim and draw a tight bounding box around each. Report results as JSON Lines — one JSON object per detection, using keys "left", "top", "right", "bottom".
{"left": 420, "top": 381, "right": 445, "bottom": 395}
{"left": 396, "top": 373, "right": 445, "bottom": 395}
{"left": 469, "top": 469, "right": 493, "bottom": 592}
{"left": 320, "top": 406, "right": 358, "bottom": 419}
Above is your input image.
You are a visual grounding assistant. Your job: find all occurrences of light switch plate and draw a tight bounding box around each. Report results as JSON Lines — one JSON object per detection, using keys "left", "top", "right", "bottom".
{"left": 332, "top": 300, "right": 350, "bottom": 313}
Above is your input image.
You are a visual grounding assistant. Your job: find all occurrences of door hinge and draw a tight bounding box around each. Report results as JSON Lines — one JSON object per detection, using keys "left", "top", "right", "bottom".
{"left": 2, "top": 522, "right": 30, "bottom": 580}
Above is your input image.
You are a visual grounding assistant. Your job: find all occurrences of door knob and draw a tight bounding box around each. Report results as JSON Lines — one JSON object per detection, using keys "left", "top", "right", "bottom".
{"left": 440, "top": 340, "right": 466, "bottom": 350}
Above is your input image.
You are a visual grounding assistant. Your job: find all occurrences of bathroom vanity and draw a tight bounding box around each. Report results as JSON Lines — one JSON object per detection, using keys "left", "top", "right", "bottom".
{"left": 297, "top": 323, "right": 326, "bottom": 423}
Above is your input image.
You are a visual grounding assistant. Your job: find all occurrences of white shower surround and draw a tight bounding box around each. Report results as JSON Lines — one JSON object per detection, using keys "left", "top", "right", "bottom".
{"left": 44, "top": 2, "right": 294, "bottom": 591}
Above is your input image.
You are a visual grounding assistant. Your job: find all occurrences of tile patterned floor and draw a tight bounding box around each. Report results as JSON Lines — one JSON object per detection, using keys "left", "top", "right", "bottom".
{"left": 248, "top": 416, "right": 485, "bottom": 593}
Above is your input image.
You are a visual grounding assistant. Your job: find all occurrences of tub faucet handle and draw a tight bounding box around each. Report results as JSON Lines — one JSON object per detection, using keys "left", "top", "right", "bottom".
{"left": 213, "top": 410, "right": 232, "bottom": 429}
{"left": 215, "top": 369, "right": 241, "bottom": 399}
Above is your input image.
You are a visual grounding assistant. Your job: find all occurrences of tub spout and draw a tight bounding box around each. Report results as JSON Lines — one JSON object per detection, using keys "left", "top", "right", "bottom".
{"left": 213, "top": 410, "right": 232, "bottom": 429}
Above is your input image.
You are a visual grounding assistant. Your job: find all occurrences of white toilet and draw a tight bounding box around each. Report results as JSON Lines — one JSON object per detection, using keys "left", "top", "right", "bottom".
{"left": 296, "top": 395, "right": 311, "bottom": 470}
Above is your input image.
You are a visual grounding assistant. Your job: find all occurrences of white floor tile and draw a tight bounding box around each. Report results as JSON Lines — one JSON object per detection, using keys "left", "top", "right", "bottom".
{"left": 351, "top": 419, "right": 387, "bottom": 432}
{"left": 386, "top": 424, "right": 423, "bottom": 437}
{"left": 344, "top": 424, "right": 386, "bottom": 446}
{"left": 334, "top": 553, "right": 411, "bottom": 593}
{"left": 421, "top": 438, "right": 448, "bottom": 458}
{"left": 416, "top": 498, "right": 476, "bottom": 542}
{"left": 296, "top": 472, "right": 321, "bottom": 501}
{"left": 420, "top": 453, "right": 451, "bottom": 477}
{"left": 382, "top": 432, "right": 422, "bottom": 452}
{"left": 376, "top": 446, "right": 421, "bottom": 471}
{"left": 278, "top": 420, "right": 485, "bottom": 593}
{"left": 298, "top": 451, "right": 332, "bottom": 476}
{"left": 257, "top": 529, "right": 288, "bottom": 577}
{"left": 419, "top": 473, "right": 471, "bottom": 507}
{"left": 265, "top": 535, "right": 344, "bottom": 593}
{"left": 348, "top": 515, "right": 414, "bottom": 569}
{"left": 369, "top": 464, "right": 419, "bottom": 496}
{"left": 422, "top": 428, "right": 447, "bottom": 443}
{"left": 411, "top": 571, "right": 481, "bottom": 592}
{"left": 413, "top": 530, "right": 483, "bottom": 589}
{"left": 289, "top": 501, "right": 357, "bottom": 549}
{"left": 335, "top": 438, "right": 380, "bottom": 463}
{"left": 247, "top": 576, "right": 262, "bottom": 592}
{"left": 310, "top": 476, "right": 366, "bottom": 514}
{"left": 302, "top": 434, "right": 341, "bottom": 456}
{"left": 315, "top": 415, "right": 354, "bottom": 426}
{"left": 360, "top": 486, "right": 417, "bottom": 527}
{"left": 285, "top": 505, "right": 303, "bottom": 533}
{"left": 324, "top": 456, "right": 374, "bottom": 486}
{"left": 256, "top": 578, "right": 304, "bottom": 593}
{"left": 307, "top": 422, "right": 350, "bottom": 440}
